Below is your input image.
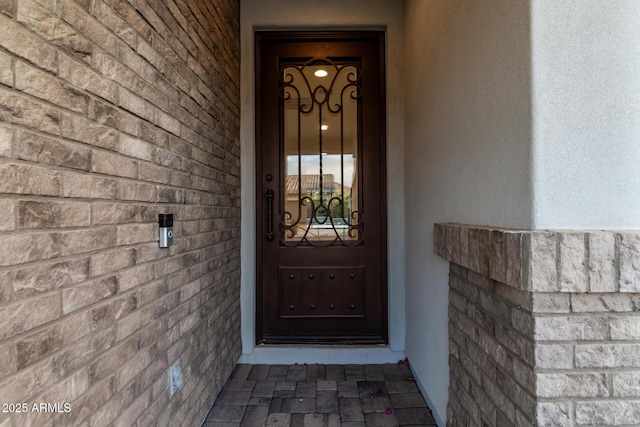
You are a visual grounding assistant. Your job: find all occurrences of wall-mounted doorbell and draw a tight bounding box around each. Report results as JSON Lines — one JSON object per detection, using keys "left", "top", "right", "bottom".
{"left": 158, "top": 214, "right": 174, "bottom": 248}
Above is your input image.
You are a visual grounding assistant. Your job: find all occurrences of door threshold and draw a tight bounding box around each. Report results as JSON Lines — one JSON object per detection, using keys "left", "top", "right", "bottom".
{"left": 239, "top": 345, "right": 405, "bottom": 365}
{"left": 260, "top": 335, "right": 386, "bottom": 345}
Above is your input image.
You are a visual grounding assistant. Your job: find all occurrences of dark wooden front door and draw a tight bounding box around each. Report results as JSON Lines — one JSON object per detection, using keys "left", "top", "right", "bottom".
{"left": 255, "top": 31, "right": 387, "bottom": 344}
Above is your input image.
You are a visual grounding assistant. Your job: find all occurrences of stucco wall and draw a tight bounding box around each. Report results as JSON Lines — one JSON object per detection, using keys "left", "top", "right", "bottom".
{"left": 402, "top": 0, "right": 533, "bottom": 423}
{"left": 239, "top": 0, "right": 406, "bottom": 358}
{"left": 531, "top": 0, "right": 640, "bottom": 229}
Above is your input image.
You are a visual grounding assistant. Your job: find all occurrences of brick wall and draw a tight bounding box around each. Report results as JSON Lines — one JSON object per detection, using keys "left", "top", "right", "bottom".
{"left": 448, "top": 263, "right": 536, "bottom": 426}
{"left": 435, "top": 224, "right": 640, "bottom": 427}
{"left": 0, "top": 0, "right": 240, "bottom": 425}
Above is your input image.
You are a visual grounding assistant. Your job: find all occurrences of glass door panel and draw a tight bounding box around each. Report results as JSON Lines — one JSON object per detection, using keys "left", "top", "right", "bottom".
{"left": 282, "top": 61, "right": 360, "bottom": 245}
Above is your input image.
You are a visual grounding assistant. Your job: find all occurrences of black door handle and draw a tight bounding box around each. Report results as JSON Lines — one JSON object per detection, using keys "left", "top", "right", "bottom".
{"left": 266, "top": 189, "right": 274, "bottom": 241}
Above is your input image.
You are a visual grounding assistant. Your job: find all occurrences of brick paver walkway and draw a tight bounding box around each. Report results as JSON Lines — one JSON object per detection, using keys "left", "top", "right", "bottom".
{"left": 203, "top": 363, "right": 437, "bottom": 426}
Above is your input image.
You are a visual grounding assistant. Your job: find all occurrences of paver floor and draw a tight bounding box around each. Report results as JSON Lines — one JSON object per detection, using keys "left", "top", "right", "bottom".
{"left": 203, "top": 363, "right": 437, "bottom": 427}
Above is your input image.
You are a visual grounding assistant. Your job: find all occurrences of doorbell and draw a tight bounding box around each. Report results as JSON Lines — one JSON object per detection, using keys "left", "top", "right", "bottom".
{"left": 158, "top": 214, "right": 174, "bottom": 248}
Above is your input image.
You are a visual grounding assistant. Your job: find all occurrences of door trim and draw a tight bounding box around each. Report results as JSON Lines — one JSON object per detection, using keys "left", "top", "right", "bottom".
{"left": 254, "top": 30, "right": 388, "bottom": 345}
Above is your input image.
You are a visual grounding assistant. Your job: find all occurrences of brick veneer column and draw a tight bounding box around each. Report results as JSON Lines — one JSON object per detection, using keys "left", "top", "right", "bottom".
{"left": 435, "top": 224, "right": 640, "bottom": 427}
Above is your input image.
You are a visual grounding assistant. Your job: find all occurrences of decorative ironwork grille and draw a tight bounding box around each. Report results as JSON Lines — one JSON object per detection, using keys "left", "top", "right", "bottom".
{"left": 280, "top": 58, "right": 363, "bottom": 247}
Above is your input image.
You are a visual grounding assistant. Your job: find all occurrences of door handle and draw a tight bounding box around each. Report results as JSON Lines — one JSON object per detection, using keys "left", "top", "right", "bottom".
{"left": 266, "top": 189, "right": 274, "bottom": 241}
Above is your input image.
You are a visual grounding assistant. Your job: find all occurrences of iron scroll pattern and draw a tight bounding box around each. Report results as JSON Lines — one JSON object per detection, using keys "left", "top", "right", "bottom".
{"left": 279, "top": 58, "right": 363, "bottom": 247}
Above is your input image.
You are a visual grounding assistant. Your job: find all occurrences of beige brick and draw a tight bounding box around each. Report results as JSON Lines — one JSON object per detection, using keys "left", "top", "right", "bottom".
{"left": 92, "top": 202, "right": 139, "bottom": 225}
{"left": 0, "top": 0, "right": 14, "bottom": 17}
{"left": 529, "top": 232, "right": 558, "bottom": 292}
{"left": 0, "top": 358, "right": 59, "bottom": 403}
{"left": 17, "top": 130, "right": 91, "bottom": 171}
{"left": 505, "top": 232, "right": 522, "bottom": 289}
{"left": 157, "top": 186, "right": 184, "bottom": 203}
{"left": 537, "top": 373, "right": 608, "bottom": 398}
{"left": 478, "top": 228, "right": 491, "bottom": 276}
{"left": 89, "top": 98, "right": 117, "bottom": 127}
{"left": 139, "top": 162, "right": 172, "bottom": 184}
{"left": 137, "top": 38, "right": 168, "bottom": 76}
{"left": 610, "top": 317, "right": 640, "bottom": 340}
{"left": 117, "top": 223, "right": 155, "bottom": 245}
{"left": 0, "top": 125, "right": 12, "bottom": 157}
{"left": 93, "top": 0, "right": 137, "bottom": 47}
{"left": 0, "top": 294, "right": 61, "bottom": 340}
{"left": 588, "top": 232, "right": 616, "bottom": 292}
{"left": 467, "top": 228, "right": 479, "bottom": 272}
{"left": 31, "top": 368, "right": 89, "bottom": 425}
{"left": 536, "top": 402, "right": 574, "bottom": 427}
{"left": 155, "top": 256, "right": 182, "bottom": 277}
{"left": 119, "top": 87, "right": 155, "bottom": 121}
{"left": 13, "top": 258, "right": 89, "bottom": 298}
{"left": 17, "top": 0, "right": 92, "bottom": 62}
{"left": 119, "top": 180, "right": 157, "bottom": 202}
{"left": 0, "top": 163, "right": 61, "bottom": 196}
{"left": 92, "top": 149, "right": 138, "bottom": 178}
{"left": 16, "top": 61, "right": 88, "bottom": 114}
{"left": 0, "top": 50, "right": 12, "bottom": 87}
{"left": 619, "top": 233, "right": 640, "bottom": 292}
{"left": 53, "top": 327, "right": 116, "bottom": 379}
{"left": 575, "top": 344, "right": 640, "bottom": 368}
{"left": 56, "top": 227, "right": 117, "bottom": 256}
{"left": 94, "top": 49, "right": 139, "bottom": 90}
{"left": 0, "top": 271, "right": 11, "bottom": 303}
{"left": 0, "top": 232, "right": 58, "bottom": 267}
{"left": 19, "top": 200, "right": 91, "bottom": 229}
{"left": 138, "top": 79, "right": 169, "bottom": 110}
{"left": 0, "top": 339, "right": 13, "bottom": 377}
{"left": 156, "top": 148, "right": 184, "bottom": 170}
{"left": 116, "top": 347, "right": 151, "bottom": 389}
{"left": 59, "top": 54, "right": 117, "bottom": 103}
{"left": 490, "top": 230, "right": 506, "bottom": 283}
{"left": 558, "top": 233, "right": 587, "bottom": 292}
{"left": 0, "top": 199, "right": 14, "bottom": 231}
{"left": 119, "top": 133, "right": 155, "bottom": 161}
{"left": 138, "top": 279, "right": 169, "bottom": 305}
{"left": 114, "top": 388, "right": 151, "bottom": 427}
{"left": 137, "top": 242, "right": 170, "bottom": 263}
{"left": 156, "top": 109, "right": 181, "bottom": 136}
{"left": 576, "top": 401, "right": 640, "bottom": 425}
{"left": 62, "top": 113, "right": 118, "bottom": 150}
{"left": 571, "top": 293, "right": 640, "bottom": 312}
{"left": 59, "top": 377, "right": 115, "bottom": 426}
{"left": 0, "top": 16, "right": 57, "bottom": 73}
{"left": 91, "top": 248, "right": 136, "bottom": 276}
{"left": 91, "top": 294, "right": 138, "bottom": 330}
{"left": 88, "top": 337, "right": 137, "bottom": 385}
{"left": 0, "top": 87, "right": 61, "bottom": 135}
{"left": 171, "top": 170, "right": 191, "bottom": 188}
{"left": 117, "top": 264, "right": 155, "bottom": 292}
{"left": 16, "top": 311, "right": 90, "bottom": 369}
{"left": 535, "top": 316, "right": 609, "bottom": 341}
{"left": 62, "top": 276, "right": 118, "bottom": 314}
{"left": 61, "top": 171, "right": 118, "bottom": 199}
{"left": 532, "top": 293, "right": 570, "bottom": 313}
{"left": 116, "top": 305, "right": 154, "bottom": 341}
{"left": 613, "top": 373, "right": 640, "bottom": 397}
{"left": 60, "top": 0, "right": 117, "bottom": 56}
{"left": 117, "top": 39, "right": 155, "bottom": 82}
{"left": 112, "top": 0, "right": 152, "bottom": 42}
{"left": 535, "top": 344, "right": 573, "bottom": 369}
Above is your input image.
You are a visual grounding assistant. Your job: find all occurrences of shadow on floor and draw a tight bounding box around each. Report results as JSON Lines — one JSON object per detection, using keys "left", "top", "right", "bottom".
{"left": 203, "top": 363, "right": 437, "bottom": 426}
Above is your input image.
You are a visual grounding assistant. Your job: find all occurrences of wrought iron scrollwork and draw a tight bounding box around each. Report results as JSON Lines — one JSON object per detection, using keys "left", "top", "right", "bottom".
{"left": 280, "top": 58, "right": 363, "bottom": 247}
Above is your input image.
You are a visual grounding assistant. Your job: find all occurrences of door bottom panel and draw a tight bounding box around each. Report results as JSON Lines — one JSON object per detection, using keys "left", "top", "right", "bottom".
{"left": 279, "top": 266, "right": 365, "bottom": 318}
